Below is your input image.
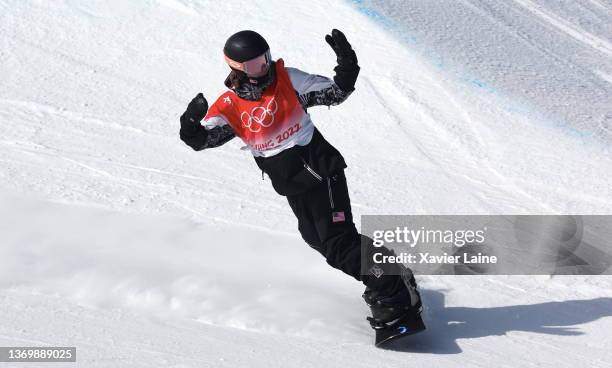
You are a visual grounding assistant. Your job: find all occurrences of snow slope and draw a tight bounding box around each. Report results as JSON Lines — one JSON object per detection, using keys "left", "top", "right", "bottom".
{"left": 1, "top": 0, "right": 611, "bottom": 367}
{"left": 2, "top": 195, "right": 612, "bottom": 367}
{"left": 355, "top": 0, "right": 612, "bottom": 142}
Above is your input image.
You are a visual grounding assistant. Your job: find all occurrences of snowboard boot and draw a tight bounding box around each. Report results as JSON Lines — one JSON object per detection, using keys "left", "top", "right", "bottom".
{"left": 363, "top": 269, "right": 425, "bottom": 345}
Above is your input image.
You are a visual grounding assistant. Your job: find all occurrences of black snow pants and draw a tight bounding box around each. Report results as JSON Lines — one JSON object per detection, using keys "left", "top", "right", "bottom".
{"left": 286, "top": 170, "right": 404, "bottom": 297}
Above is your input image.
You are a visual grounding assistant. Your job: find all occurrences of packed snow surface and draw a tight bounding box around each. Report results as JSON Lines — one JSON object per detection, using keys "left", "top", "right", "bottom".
{"left": 1, "top": 0, "right": 611, "bottom": 367}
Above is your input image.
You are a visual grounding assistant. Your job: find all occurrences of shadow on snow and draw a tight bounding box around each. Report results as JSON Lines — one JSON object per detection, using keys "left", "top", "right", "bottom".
{"left": 381, "top": 289, "right": 612, "bottom": 353}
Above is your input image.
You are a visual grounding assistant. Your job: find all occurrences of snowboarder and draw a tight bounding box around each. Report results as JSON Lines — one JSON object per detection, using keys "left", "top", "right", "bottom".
{"left": 179, "top": 29, "right": 424, "bottom": 344}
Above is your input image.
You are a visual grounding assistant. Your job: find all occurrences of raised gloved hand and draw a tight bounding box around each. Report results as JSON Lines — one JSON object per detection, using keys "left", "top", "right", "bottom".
{"left": 180, "top": 93, "right": 208, "bottom": 135}
{"left": 325, "top": 29, "right": 360, "bottom": 92}
{"left": 325, "top": 29, "right": 358, "bottom": 66}
{"left": 179, "top": 93, "right": 209, "bottom": 149}
{"left": 182, "top": 93, "right": 208, "bottom": 123}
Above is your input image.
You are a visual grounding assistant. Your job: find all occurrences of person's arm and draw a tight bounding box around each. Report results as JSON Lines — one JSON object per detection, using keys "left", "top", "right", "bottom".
{"left": 179, "top": 93, "right": 235, "bottom": 151}
{"left": 287, "top": 29, "right": 360, "bottom": 109}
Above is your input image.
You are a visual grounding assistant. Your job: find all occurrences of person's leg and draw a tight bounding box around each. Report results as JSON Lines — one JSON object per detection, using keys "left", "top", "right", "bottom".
{"left": 286, "top": 192, "right": 324, "bottom": 251}
{"left": 301, "top": 171, "right": 405, "bottom": 296}
{"left": 286, "top": 171, "right": 360, "bottom": 281}
{"left": 288, "top": 171, "right": 423, "bottom": 328}
{"left": 289, "top": 172, "right": 423, "bottom": 331}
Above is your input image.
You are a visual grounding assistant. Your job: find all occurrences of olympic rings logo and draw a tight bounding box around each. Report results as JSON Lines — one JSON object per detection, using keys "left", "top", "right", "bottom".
{"left": 240, "top": 98, "right": 278, "bottom": 133}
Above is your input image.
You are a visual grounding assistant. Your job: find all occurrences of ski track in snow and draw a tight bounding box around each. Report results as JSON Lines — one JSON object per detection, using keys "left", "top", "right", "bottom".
{"left": 1, "top": 0, "right": 611, "bottom": 366}
{"left": 511, "top": 0, "right": 612, "bottom": 58}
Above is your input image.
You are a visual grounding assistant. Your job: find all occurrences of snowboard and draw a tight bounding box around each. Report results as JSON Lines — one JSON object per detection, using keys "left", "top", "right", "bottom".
{"left": 374, "top": 313, "right": 426, "bottom": 347}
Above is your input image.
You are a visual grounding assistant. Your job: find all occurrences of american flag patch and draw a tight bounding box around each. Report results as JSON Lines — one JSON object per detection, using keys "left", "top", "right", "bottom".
{"left": 332, "top": 211, "right": 345, "bottom": 223}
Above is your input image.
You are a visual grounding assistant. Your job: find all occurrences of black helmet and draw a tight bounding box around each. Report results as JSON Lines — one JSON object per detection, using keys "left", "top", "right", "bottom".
{"left": 224, "top": 30, "right": 269, "bottom": 62}
{"left": 223, "top": 30, "right": 274, "bottom": 99}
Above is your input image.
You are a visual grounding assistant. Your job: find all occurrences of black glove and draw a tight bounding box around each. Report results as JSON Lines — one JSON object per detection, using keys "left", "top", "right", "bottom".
{"left": 325, "top": 29, "right": 358, "bottom": 66}
{"left": 181, "top": 93, "right": 208, "bottom": 126}
{"left": 180, "top": 93, "right": 210, "bottom": 150}
{"left": 180, "top": 93, "right": 208, "bottom": 136}
{"left": 325, "top": 29, "right": 360, "bottom": 92}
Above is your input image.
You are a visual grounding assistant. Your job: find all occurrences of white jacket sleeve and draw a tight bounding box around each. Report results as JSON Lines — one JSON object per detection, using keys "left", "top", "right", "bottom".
{"left": 285, "top": 67, "right": 352, "bottom": 108}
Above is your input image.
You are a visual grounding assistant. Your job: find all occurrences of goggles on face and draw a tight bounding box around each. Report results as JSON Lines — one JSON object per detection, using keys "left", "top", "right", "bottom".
{"left": 224, "top": 50, "right": 272, "bottom": 78}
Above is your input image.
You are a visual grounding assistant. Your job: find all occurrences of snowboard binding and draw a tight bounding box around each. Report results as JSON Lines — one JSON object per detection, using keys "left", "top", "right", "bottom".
{"left": 363, "top": 269, "right": 426, "bottom": 347}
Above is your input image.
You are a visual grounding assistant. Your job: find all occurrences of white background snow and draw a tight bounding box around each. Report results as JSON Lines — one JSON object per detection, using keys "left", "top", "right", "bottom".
{"left": 1, "top": 0, "right": 611, "bottom": 367}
